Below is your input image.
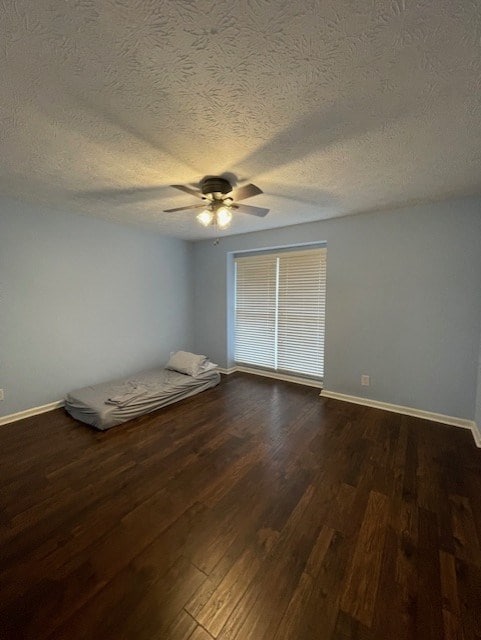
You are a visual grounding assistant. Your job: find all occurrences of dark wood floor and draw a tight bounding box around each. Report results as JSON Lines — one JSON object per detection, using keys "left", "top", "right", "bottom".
{"left": 1, "top": 373, "right": 481, "bottom": 639}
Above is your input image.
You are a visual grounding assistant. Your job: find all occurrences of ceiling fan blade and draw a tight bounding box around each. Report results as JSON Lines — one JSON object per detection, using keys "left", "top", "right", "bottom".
{"left": 171, "top": 184, "right": 204, "bottom": 199}
{"left": 163, "top": 204, "right": 207, "bottom": 213}
{"left": 233, "top": 183, "right": 263, "bottom": 201}
{"left": 233, "top": 203, "right": 270, "bottom": 217}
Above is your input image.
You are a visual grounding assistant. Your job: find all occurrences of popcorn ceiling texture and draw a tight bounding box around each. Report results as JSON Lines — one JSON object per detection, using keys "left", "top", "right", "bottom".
{"left": 1, "top": 0, "right": 481, "bottom": 239}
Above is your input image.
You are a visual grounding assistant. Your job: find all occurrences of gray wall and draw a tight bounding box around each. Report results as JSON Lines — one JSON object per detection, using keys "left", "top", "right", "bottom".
{"left": 193, "top": 196, "right": 481, "bottom": 420}
{"left": 0, "top": 197, "right": 193, "bottom": 417}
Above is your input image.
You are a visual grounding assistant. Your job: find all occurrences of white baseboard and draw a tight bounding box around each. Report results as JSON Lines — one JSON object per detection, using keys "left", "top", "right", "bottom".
{"left": 321, "top": 389, "right": 480, "bottom": 447}
{"left": 218, "top": 365, "right": 323, "bottom": 389}
{"left": 217, "top": 366, "right": 238, "bottom": 375}
{"left": 472, "top": 422, "right": 481, "bottom": 447}
{"left": 0, "top": 400, "right": 64, "bottom": 426}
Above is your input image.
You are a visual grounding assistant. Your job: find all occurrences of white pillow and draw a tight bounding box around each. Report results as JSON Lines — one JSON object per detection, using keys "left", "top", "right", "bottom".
{"left": 166, "top": 351, "right": 208, "bottom": 377}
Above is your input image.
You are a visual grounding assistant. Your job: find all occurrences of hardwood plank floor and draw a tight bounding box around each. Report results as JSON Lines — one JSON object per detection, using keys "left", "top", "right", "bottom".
{"left": 0, "top": 372, "right": 480, "bottom": 639}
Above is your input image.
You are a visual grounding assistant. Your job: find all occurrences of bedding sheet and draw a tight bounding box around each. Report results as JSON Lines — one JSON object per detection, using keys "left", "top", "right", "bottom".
{"left": 64, "top": 367, "right": 220, "bottom": 430}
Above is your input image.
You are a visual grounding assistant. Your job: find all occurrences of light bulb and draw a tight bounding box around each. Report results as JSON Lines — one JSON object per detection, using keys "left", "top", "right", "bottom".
{"left": 216, "top": 206, "right": 232, "bottom": 229}
{"left": 196, "top": 210, "right": 214, "bottom": 227}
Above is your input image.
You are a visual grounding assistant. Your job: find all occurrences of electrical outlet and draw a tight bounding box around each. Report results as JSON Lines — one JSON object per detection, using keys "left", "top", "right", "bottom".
{"left": 0, "top": 389, "right": 4, "bottom": 401}
{"left": 361, "top": 375, "right": 370, "bottom": 386}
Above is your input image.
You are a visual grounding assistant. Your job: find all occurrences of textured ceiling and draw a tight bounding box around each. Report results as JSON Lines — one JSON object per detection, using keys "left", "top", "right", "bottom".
{"left": 1, "top": 0, "right": 481, "bottom": 239}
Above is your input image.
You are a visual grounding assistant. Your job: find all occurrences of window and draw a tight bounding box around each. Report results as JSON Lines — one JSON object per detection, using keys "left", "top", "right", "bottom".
{"left": 234, "top": 247, "right": 326, "bottom": 379}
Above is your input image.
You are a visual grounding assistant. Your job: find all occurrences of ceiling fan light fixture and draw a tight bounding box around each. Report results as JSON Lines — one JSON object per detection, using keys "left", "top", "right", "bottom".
{"left": 216, "top": 206, "right": 232, "bottom": 229}
{"left": 166, "top": 177, "right": 267, "bottom": 227}
{"left": 196, "top": 209, "right": 214, "bottom": 227}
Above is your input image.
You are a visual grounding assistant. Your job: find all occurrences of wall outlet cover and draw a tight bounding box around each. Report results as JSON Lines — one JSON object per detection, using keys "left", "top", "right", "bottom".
{"left": 361, "top": 375, "right": 370, "bottom": 386}
{"left": 0, "top": 389, "right": 4, "bottom": 401}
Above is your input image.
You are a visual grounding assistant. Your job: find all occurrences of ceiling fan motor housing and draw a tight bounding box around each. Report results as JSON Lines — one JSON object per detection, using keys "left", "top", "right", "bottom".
{"left": 201, "top": 177, "right": 232, "bottom": 198}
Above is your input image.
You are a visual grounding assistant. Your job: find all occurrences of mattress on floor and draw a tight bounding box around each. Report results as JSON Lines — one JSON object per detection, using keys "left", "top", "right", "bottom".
{"left": 64, "top": 367, "right": 220, "bottom": 430}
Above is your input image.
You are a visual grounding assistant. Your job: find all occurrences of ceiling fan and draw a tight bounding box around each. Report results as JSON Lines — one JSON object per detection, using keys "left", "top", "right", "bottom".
{"left": 164, "top": 176, "right": 269, "bottom": 230}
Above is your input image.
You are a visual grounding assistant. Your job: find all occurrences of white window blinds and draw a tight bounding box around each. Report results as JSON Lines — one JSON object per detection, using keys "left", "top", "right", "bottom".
{"left": 234, "top": 255, "right": 277, "bottom": 368}
{"left": 234, "top": 248, "right": 326, "bottom": 379}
